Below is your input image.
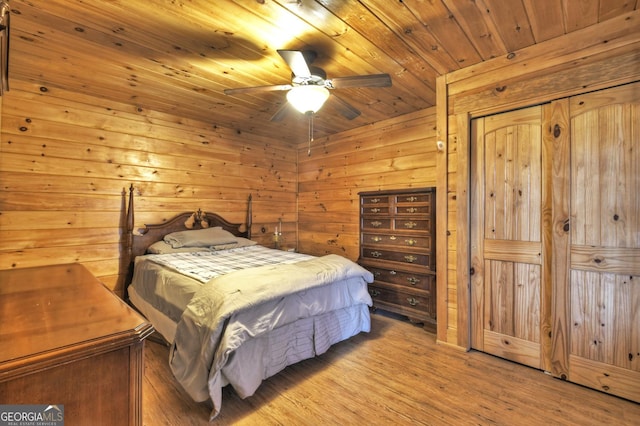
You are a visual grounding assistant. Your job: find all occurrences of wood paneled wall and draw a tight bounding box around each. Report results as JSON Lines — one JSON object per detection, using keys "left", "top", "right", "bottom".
{"left": 437, "top": 10, "right": 640, "bottom": 348}
{"left": 0, "top": 81, "right": 297, "bottom": 296}
{"left": 297, "top": 107, "right": 437, "bottom": 260}
{"left": 1, "top": 8, "right": 637, "bottom": 352}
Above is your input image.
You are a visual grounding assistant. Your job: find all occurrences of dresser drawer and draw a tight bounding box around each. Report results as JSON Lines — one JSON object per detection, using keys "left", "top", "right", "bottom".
{"left": 393, "top": 218, "right": 432, "bottom": 231}
{"left": 368, "top": 267, "right": 434, "bottom": 292}
{"left": 394, "top": 204, "right": 431, "bottom": 216}
{"left": 362, "top": 205, "right": 391, "bottom": 215}
{"left": 361, "top": 233, "right": 432, "bottom": 250}
{"left": 362, "top": 195, "right": 390, "bottom": 205}
{"left": 368, "top": 284, "right": 435, "bottom": 318}
{"left": 361, "top": 218, "right": 392, "bottom": 230}
{"left": 361, "top": 247, "right": 431, "bottom": 268}
{"left": 395, "top": 193, "right": 432, "bottom": 204}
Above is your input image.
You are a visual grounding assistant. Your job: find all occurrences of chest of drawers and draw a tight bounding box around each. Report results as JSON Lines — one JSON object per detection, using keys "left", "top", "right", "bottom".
{"left": 358, "top": 188, "right": 436, "bottom": 328}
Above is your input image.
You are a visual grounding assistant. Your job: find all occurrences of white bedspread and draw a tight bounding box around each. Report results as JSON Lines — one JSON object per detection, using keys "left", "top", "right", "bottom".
{"left": 169, "top": 254, "right": 373, "bottom": 419}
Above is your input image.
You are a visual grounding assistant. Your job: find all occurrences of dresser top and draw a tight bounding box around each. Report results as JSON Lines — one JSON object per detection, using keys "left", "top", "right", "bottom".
{"left": 358, "top": 187, "right": 434, "bottom": 196}
{"left": 0, "top": 263, "right": 153, "bottom": 372}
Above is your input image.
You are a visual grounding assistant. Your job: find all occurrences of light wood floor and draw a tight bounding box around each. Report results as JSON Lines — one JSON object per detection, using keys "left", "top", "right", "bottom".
{"left": 143, "top": 312, "right": 640, "bottom": 425}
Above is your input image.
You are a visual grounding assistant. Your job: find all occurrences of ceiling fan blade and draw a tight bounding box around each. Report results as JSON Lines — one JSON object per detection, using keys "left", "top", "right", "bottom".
{"left": 277, "top": 50, "right": 312, "bottom": 78}
{"left": 224, "top": 84, "right": 292, "bottom": 95}
{"left": 328, "top": 73, "right": 392, "bottom": 89}
{"left": 270, "top": 102, "right": 295, "bottom": 122}
{"left": 330, "top": 94, "right": 361, "bottom": 120}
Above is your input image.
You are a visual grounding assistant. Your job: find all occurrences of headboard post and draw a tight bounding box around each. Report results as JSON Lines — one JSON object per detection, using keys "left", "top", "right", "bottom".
{"left": 247, "top": 194, "right": 252, "bottom": 239}
{"left": 127, "top": 185, "right": 134, "bottom": 253}
{"left": 124, "top": 184, "right": 135, "bottom": 300}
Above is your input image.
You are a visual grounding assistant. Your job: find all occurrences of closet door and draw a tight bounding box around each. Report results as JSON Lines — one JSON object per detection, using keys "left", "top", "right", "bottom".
{"left": 471, "top": 83, "right": 639, "bottom": 402}
{"left": 551, "top": 83, "right": 640, "bottom": 402}
{"left": 470, "top": 106, "right": 550, "bottom": 370}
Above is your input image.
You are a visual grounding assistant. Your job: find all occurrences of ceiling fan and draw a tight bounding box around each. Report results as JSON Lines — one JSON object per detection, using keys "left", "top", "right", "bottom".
{"left": 223, "top": 50, "right": 392, "bottom": 122}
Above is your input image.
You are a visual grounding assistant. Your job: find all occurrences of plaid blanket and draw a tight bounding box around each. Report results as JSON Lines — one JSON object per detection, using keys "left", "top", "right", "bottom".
{"left": 146, "top": 245, "right": 314, "bottom": 283}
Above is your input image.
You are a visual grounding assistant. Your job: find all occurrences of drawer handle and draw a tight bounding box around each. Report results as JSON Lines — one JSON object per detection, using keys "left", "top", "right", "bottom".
{"left": 371, "top": 251, "right": 382, "bottom": 258}
{"left": 371, "top": 236, "right": 383, "bottom": 242}
{"left": 407, "top": 297, "right": 419, "bottom": 306}
{"left": 374, "top": 271, "right": 381, "bottom": 277}
{"left": 370, "top": 221, "right": 382, "bottom": 228}
{"left": 389, "top": 270, "right": 397, "bottom": 275}
{"left": 371, "top": 289, "right": 381, "bottom": 297}
{"left": 404, "top": 255, "right": 417, "bottom": 263}
{"left": 404, "top": 221, "right": 417, "bottom": 229}
{"left": 370, "top": 208, "right": 381, "bottom": 213}
{"left": 405, "top": 207, "right": 418, "bottom": 213}
{"left": 407, "top": 196, "right": 418, "bottom": 202}
{"left": 389, "top": 235, "right": 397, "bottom": 240}
{"left": 405, "top": 239, "right": 417, "bottom": 246}
{"left": 407, "top": 277, "right": 420, "bottom": 285}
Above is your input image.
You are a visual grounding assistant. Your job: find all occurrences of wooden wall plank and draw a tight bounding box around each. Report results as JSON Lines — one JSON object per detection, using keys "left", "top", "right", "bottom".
{"left": 297, "top": 106, "right": 438, "bottom": 263}
{"left": 0, "top": 81, "right": 296, "bottom": 295}
{"left": 452, "top": 45, "right": 640, "bottom": 118}
{"left": 436, "top": 74, "right": 449, "bottom": 342}
{"left": 455, "top": 112, "right": 471, "bottom": 348}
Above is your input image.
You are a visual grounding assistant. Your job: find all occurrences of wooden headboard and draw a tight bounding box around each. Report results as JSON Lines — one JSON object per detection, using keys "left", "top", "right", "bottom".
{"left": 123, "top": 185, "right": 252, "bottom": 297}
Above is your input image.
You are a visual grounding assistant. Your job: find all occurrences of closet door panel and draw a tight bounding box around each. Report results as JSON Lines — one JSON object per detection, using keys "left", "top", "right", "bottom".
{"left": 471, "top": 105, "right": 546, "bottom": 369}
{"left": 565, "top": 82, "right": 640, "bottom": 402}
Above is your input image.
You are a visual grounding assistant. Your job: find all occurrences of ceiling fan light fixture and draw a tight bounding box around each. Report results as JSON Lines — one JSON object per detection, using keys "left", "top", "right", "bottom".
{"left": 286, "top": 85, "right": 330, "bottom": 114}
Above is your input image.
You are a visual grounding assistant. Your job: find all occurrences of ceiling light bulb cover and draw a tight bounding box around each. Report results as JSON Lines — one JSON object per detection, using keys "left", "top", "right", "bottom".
{"left": 286, "top": 85, "right": 330, "bottom": 114}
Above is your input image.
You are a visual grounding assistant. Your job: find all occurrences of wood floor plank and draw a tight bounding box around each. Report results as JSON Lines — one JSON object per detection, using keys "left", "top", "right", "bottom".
{"left": 143, "top": 312, "right": 640, "bottom": 425}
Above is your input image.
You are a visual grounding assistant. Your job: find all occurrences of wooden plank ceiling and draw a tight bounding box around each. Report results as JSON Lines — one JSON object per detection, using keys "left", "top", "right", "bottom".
{"left": 9, "top": 0, "right": 638, "bottom": 143}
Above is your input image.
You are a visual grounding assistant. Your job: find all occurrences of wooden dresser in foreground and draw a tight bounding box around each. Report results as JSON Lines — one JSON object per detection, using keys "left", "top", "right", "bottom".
{"left": 0, "top": 263, "right": 154, "bottom": 426}
{"left": 358, "top": 188, "right": 436, "bottom": 330}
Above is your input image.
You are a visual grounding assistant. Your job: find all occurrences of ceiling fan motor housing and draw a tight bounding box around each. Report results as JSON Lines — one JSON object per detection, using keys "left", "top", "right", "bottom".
{"left": 292, "top": 66, "right": 327, "bottom": 86}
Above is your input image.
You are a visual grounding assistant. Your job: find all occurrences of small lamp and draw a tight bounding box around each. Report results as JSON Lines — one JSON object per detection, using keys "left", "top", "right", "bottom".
{"left": 286, "top": 85, "right": 330, "bottom": 114}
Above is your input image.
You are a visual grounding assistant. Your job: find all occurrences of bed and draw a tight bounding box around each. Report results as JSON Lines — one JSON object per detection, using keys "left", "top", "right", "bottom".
{"left": 123, "top": 187, "right": 373, "bottom": 420}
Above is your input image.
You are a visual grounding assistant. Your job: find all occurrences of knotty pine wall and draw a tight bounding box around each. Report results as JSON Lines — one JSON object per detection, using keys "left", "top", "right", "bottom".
{"left": 297, "top": 107, "right": 437, "bottom": 262}
{"left": 0, "top": 80, "right": 297, "bottom": 296}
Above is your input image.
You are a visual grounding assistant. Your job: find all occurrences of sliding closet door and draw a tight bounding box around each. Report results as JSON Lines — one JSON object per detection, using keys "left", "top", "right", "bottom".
{"left": 470, "top": 106, "right": 550, "bottom": 370}
{"left": 551, "top": 82, "right": 640, "bottom": 402}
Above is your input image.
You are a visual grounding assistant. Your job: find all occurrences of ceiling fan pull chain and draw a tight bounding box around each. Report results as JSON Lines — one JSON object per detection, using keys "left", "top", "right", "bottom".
{"left": 308, "top": 111, "right": 314, "bottom": 156}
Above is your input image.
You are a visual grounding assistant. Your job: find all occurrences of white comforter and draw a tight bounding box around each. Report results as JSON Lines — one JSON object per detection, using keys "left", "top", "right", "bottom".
{"left": 169, "top": 254, "right": 373, "bottom": 419}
